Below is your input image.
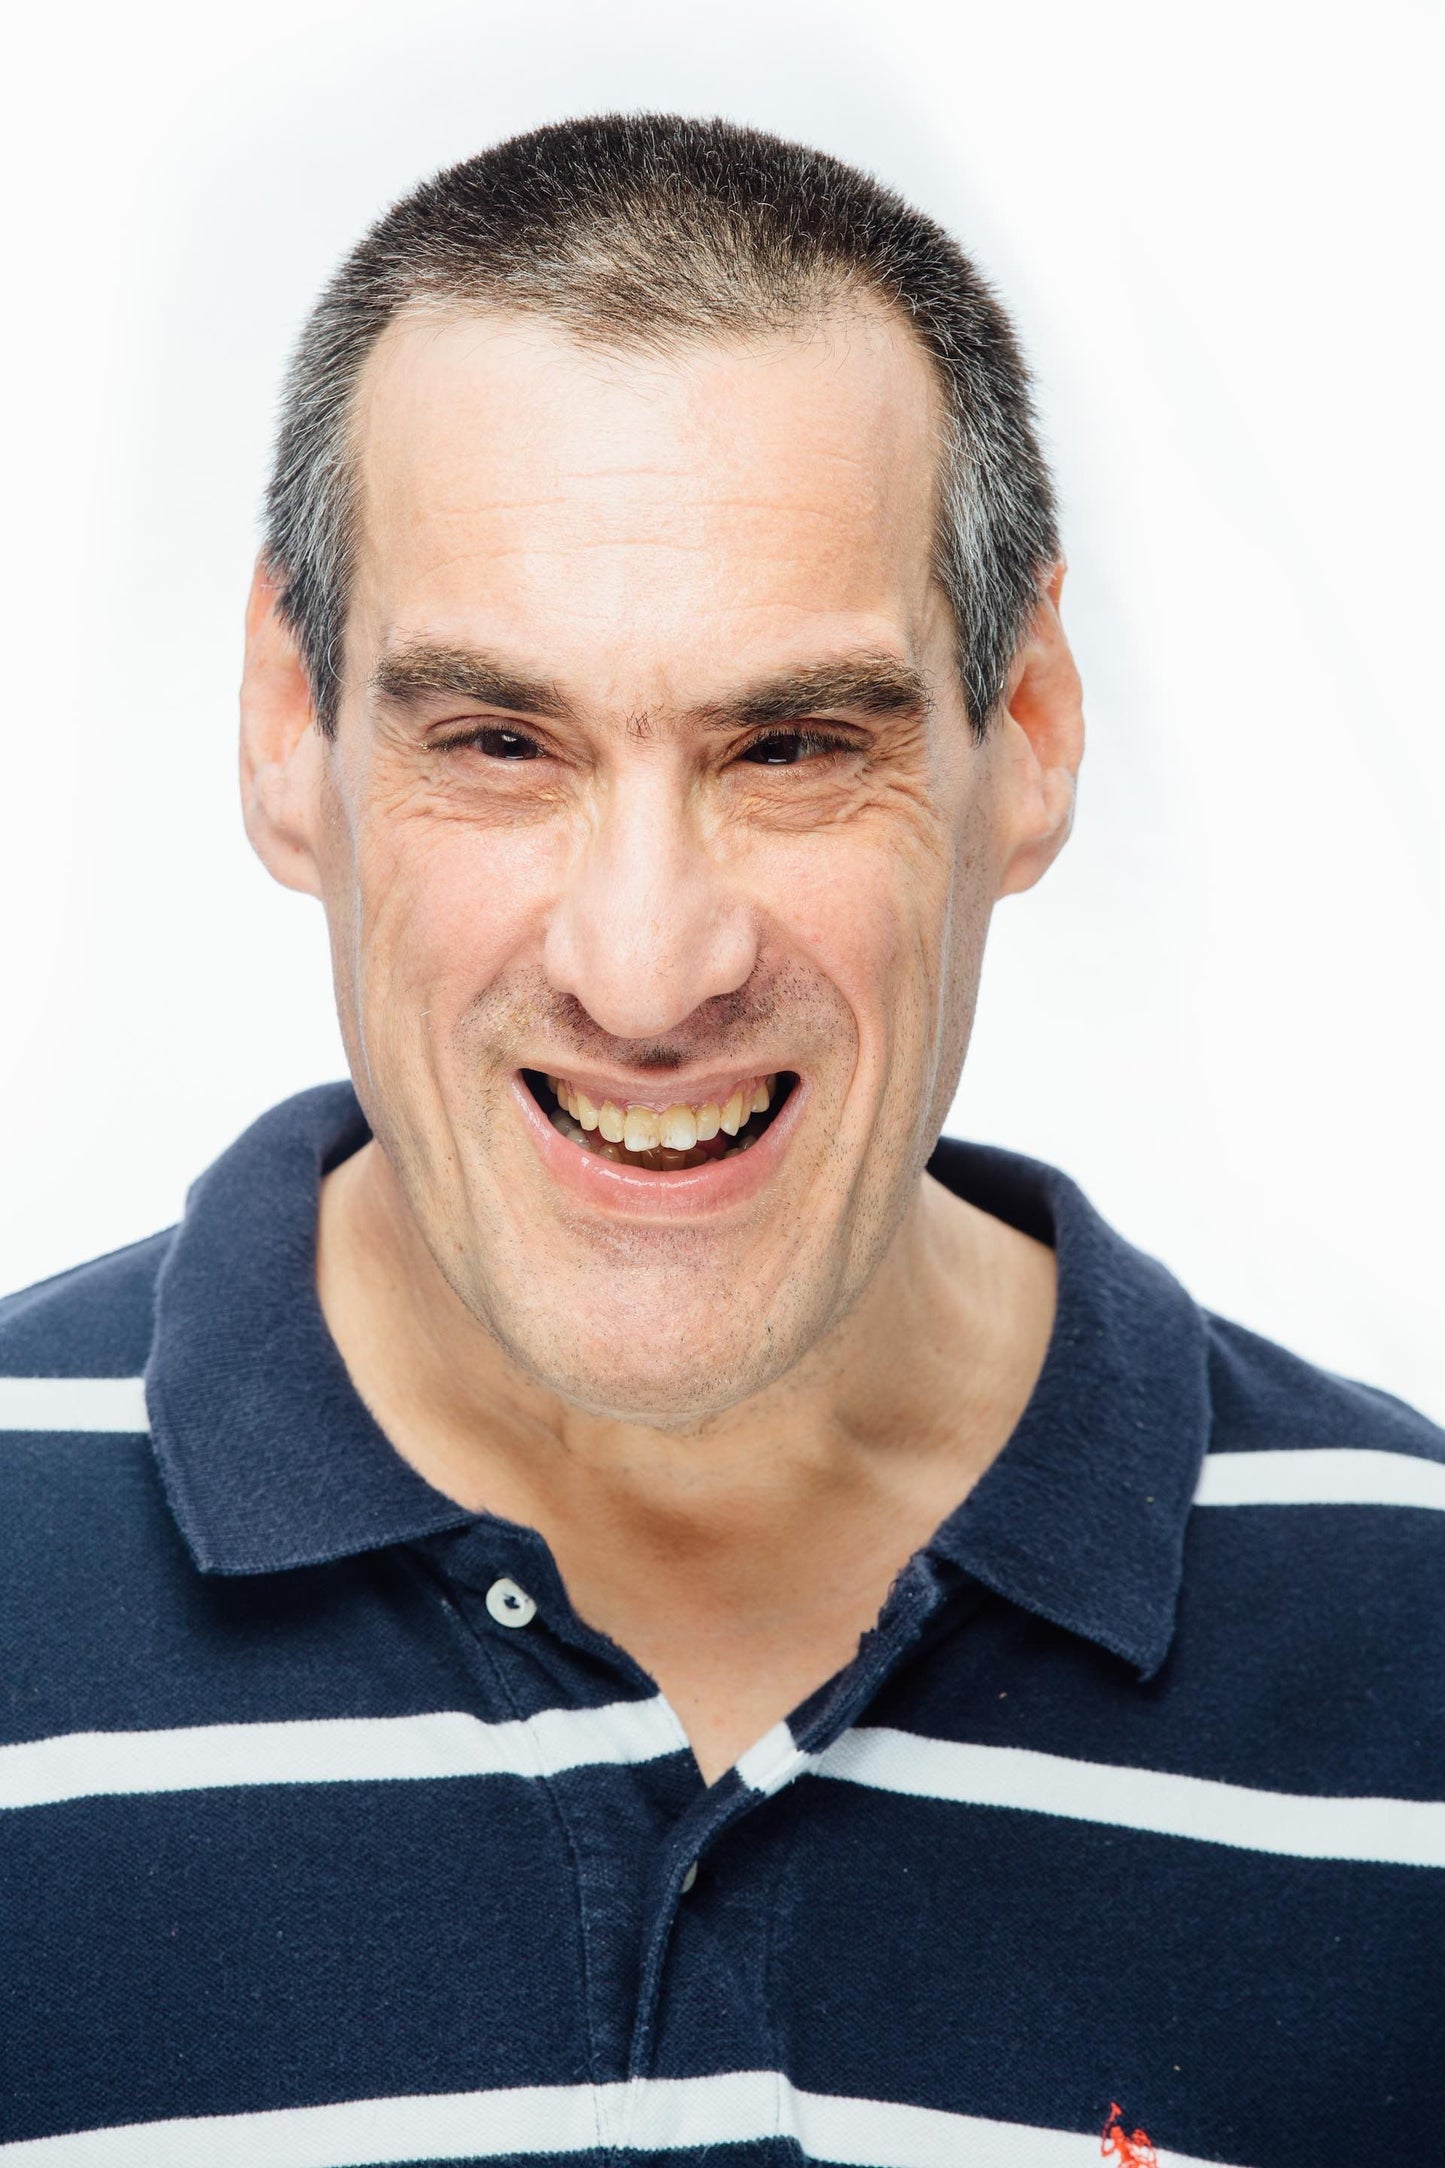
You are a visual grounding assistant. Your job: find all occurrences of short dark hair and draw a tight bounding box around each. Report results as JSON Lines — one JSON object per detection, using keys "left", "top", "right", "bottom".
{"left": 264, "top": 113, "right": 1059, "bottom": 739}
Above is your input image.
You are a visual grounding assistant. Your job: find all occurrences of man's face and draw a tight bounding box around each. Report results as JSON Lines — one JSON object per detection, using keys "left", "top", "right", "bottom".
{"left": 297, "top": 304, "right": 1036, "bottom": 1421}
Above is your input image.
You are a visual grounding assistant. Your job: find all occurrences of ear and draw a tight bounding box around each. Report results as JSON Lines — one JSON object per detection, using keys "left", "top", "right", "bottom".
{"left": 239, "top": 558, "right": 327, "bottom": 898}
{"left": 992, "top": 564, "right": 1086, "bottom": 900}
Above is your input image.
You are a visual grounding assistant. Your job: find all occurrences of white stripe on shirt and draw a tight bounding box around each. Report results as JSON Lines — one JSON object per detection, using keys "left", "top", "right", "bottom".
{"left": 11, "top": 1701, "right": 1440, "bottom": 1869}
{"left": 0, "top": 2070, "right": 1243, "bottom": 2166}
{"left": 0, "top": 1697, "right": 689, "bottom": 1812}
{"left": 1194, "top": 1445, "right": 1445, "bottom": 1510}
{"left": 812, "top": 1726, "right": 1445, "bottom": 1867}
{"left": 0, "top": 1376, "right": 149, "bottom": 1433}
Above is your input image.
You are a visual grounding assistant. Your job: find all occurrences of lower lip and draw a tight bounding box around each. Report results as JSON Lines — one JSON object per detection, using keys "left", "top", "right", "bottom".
{"left": 510, "top": 1073, "right": 804, "bottom": 1219}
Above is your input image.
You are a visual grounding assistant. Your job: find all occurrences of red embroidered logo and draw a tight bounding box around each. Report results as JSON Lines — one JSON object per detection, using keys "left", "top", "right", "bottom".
{"left": 1101, "top": 2103, "right": 1158, "bottom": 2167}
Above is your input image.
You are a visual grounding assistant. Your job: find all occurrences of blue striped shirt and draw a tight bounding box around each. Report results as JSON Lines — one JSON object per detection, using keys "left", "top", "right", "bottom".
{"left": 2, "top": 1083, "right": 1442, "bottom": 2165}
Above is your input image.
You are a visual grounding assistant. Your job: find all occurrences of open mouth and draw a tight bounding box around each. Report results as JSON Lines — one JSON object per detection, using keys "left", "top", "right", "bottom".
{"left": 522, "top": 1069, "right": 797, "bottom": 1172}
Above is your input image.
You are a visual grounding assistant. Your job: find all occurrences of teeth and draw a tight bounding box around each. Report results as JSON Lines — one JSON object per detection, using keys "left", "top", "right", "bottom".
{"left": 543, "top": 1073, "right": 782, "bottom": 1166}
{"left": 659, "top": 1104, "right": 698, "bottom": 1150}
{"left": 623, "top": 1106, "right": 662, "bottom": 1152}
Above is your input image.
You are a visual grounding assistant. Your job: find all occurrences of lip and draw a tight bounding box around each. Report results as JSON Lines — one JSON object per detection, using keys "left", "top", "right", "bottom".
{"left": 510, "top": 1068, "right": 806, "bottom": 1219}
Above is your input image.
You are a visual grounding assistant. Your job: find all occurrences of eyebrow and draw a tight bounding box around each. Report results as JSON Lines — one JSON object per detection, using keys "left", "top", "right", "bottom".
{"left": 697, "top": 656, "right": 933, "bottom": 731}
{"left": 371, "top": 644, "right": 575, "bottom": 721}
{"left": 369, "top": 642, "right": 930, "bottom": 731}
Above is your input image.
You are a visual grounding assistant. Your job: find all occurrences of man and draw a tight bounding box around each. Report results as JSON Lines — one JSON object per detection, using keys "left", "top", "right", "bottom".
{"left": 1, "top": 114, "right": 1440, "bottom": 2168}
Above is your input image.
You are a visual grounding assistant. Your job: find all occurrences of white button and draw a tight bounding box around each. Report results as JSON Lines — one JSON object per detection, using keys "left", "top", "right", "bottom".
{"left": 681, "top": 1861, "right": 698, "bottom": 1893}
{"left": 485, "top": 1577, "right": 537, "bottom": 1629}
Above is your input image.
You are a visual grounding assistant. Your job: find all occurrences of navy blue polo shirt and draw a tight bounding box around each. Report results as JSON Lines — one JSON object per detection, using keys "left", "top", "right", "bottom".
{"left": 2, "top": 1084, "right": 1443, "bottom": 2167}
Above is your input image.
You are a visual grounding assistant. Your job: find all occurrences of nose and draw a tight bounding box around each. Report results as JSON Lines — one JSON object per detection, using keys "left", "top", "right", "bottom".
{"left": 542, "top": 763, "right": 758, "bottom": 1040}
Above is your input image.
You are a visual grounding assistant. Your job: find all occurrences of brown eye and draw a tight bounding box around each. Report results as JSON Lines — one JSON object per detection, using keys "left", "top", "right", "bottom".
{"left": 476, "top": 727, "right": 542, "bottom": 760}
{"left": 739, "top": 730, "right": 844, "bottom": 766}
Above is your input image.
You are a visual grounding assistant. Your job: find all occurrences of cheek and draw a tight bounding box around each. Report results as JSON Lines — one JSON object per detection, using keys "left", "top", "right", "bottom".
{"left": 348, "top": 814, "right": 560, "bottom": 1034}
{"left": 762, "top": 821, "right": 955, "bottom": 1033}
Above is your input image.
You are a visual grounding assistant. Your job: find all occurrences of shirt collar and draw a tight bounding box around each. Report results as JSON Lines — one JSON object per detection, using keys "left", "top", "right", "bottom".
{"left": 146, "top": 1084, "right": 475, "bottom": 1574}
{"left": 923, "top": 1138, "right": 1210, "bottom": 1678}
{"left": 146, "top": 1087, "right": 1210, "bottom": 1675}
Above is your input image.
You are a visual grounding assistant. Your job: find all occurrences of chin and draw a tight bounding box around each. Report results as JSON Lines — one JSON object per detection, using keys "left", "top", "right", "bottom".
{"left": 492, "top": 1294, "right": 806, "bottom": 1430}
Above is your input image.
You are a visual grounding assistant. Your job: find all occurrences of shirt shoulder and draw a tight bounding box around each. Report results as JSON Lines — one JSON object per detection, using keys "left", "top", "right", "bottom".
{"left": 1175, "top": 1314, "right": 1445, "bottom": 1805}
{"left": 0, "top": 1232, "right": 200, "bottom": 1753}
{"left": 0, "top": 1232, "right": 176, "bottom": 1597}
{"left": 1202, "top": 1307, "right": 1445, "bottom": 1464}
{"left": 0, "top": 1227, "right": 175, "bottom": 1380}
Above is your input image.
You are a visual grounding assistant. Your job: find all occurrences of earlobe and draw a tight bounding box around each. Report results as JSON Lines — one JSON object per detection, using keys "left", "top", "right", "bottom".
{"left": 239, "top": 559, "right": 326, "bottom": 898}
{"left": 993, "top": 566, "right": 1085, "bottom": 900}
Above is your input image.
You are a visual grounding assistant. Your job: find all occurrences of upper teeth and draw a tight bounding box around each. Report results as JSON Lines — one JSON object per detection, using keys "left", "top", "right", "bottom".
{"left": 548, "top": 1075, "right": 775, "bottom": 1154}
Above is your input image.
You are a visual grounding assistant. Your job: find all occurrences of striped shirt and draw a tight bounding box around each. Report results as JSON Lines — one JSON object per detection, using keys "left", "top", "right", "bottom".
{"left": 2, "top": 1082, "right": 1442, "bottom": 2167}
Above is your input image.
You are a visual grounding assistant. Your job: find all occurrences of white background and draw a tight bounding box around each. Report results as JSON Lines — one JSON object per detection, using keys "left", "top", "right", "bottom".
{"left": 1, "top": 0, "right": 1440, "bottom": 1417}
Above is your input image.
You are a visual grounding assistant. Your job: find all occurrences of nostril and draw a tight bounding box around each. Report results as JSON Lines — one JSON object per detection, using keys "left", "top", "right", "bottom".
{"left": 543, "top": 896, "right": 758, "bottom": 1044}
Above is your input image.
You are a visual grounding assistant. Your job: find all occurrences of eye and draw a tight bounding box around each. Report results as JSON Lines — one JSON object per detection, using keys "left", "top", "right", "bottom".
{"left": 738, "top": 729, "right": 850, "bottom": 766}
{"left": 471, "top": 726, "right": 543, "bottom": 760}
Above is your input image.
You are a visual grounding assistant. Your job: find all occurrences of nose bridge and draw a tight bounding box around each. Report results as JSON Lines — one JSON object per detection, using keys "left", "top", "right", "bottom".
{"left": 545, "top": 754, "right": 753, "bottom": 1040}
{"left": 596, "top": 757, "right": 686, "bottom": 938}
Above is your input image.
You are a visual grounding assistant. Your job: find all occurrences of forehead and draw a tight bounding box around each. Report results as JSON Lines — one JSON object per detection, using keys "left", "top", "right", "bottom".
{"left": 348, "top": 303, "right": 948, "bottom": 693}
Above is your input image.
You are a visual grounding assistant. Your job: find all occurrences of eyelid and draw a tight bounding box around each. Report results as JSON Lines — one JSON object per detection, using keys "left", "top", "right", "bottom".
{"left": 433, "top": 718, "right": 554, "bottom": 754}
{"left": 429, "top": 718, "right": 864, "bottom": 759}
{"left": 737, "top": 724, "right": 862, "bottom": 758}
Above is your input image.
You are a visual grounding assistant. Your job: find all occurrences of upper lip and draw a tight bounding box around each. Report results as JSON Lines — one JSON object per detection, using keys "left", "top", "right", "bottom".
{"left": 523, "top": 1064, "right": 790, "bottom": 1110}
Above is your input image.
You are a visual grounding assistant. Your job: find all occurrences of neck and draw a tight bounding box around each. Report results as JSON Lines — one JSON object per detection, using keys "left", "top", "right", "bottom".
{"left": 317, "top": 1138, "right": 1054, "bottom": 1534}
{"left": 316, "top": 1137, "right": 1055, "bottom": 1782}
